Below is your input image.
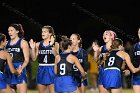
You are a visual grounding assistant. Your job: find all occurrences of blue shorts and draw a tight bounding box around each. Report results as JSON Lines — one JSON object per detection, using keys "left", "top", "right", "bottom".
{"left": 36, "top": 65, "right": 55, "bottom": 84}
{"left": 54, "top": 76, "right": 77, "bottom": 92}
{"left": 132, "top": 75, "right": 140, "bottom": 85}
{"left": 98, "top": 66, "right": 104, "bottom": 85}
{"left": 0, "top": 72, "right": 7, "bottom": 89}
{"left": 4, "top": 62, "right": 27, "bottom": 84}
{"left": 103, "top": 68, "right": 122, "bottom": 89}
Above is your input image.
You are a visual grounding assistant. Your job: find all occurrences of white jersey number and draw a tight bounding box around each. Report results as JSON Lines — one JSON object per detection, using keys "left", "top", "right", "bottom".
{"left": 60, "top": 63, "right": 66, "bottom": 75}
{"left": 73, "top": 65, "right": 78, "bottom": 71}
{"left": 43, "top": 55, "right": 48, "bottom": 63}
{"left": 108, "top": 57, "right": 115, "bottom": 66}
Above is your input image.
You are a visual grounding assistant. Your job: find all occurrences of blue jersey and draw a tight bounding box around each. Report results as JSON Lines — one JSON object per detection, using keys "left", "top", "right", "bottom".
{"left": 131, "top": 42, "right": 140, "bottom": 85}
{"left": 0, "top": 49, "right": 8, "bottom": 89}
{"left": 36, "top": 41, "right": 55, "bottom": 84}
{"left": 71, "top": 48, "right": 89, "bottom": 87}
{"left": 38, "top": 40, "right": 55, "bottom": 64}
{"left": 133, "top": 43, "right": 140, "bottom": 68}
{"left": 57, "top": 52, "right": 73, "bottom": 76}
{"left": 103, "top": 50, "right": 123, "bottom": 89}
{"left": 5, "top": 38, "right": 27, "bottom": 84}
{"left": 0, "top": 52, "right": 6, "bottom": 73}
{"left": 0, "top": 48, "right": 6, "bottom": 73}
{"left": 55, "top": 52, "right": 77, "bottom": 92}
{"left": 98, "top": 45, "right": 109, "bottom": 85}
{"left": 104, "top": 50, "right": 123, "bottom": 69}
{"left": 100, "top": 45, "right": 109, "bottom": 64}
{"left": 6, "top": 38, "right": 24, "bottom": 63}
{"left": 71, "top": 48, "right": 89, "bottom": 73}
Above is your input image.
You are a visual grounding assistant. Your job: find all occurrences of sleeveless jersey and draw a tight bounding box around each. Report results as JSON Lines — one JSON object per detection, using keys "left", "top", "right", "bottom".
{"left": 0, "top": 58, "right": 6, "bottom": 73}
{"left": 133, "top": 43, "right": 140, "bottom": 75}
{"left": 6, "top": 38, "right": 24, "bottom": 63}
{"left": 38, "top": 40, "right": 55, "bottom": 64}
{"left": 133, "top": 43, "right": 140, "bottom": 67}
{"left": 0, "top": 49, "right": 6, "bottom": 73}
{"left": 98, "top": 45, "right": 109, "bottom": 85}
{"left": 100, "top": 45, "right": 109, "bottom": 61}
{"left": 57, "top": 53, "right": 73, "bottom": 76}
{"left": 71, "top": 48, "right": 89, "bottom": 73}
{"left": 104, "top": 50, "right": 123, "bottom": 69}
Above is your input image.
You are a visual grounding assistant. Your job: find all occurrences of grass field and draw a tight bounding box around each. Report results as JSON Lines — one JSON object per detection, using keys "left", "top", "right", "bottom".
{"left": 27, "top": 89, "right": 133, "bottom": 93}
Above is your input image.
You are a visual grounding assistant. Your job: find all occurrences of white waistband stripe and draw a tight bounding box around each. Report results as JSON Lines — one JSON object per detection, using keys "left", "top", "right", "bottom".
{"left": 39, "top": 64, "right": 54, "bottom": 66}
{"left": 104, "top": 67, "right": 120, "bottom": 71}
{"left": 0, "top": 71, "right": 3, "bottom": 74}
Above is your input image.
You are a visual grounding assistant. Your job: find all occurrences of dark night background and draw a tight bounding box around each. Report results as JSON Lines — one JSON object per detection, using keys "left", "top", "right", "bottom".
{"left": 0, "top": 0, "right": 140, "bottom": 49}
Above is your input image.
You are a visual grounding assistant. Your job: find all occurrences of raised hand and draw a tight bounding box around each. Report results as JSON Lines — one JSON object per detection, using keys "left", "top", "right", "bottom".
{"left": 123, "top": 69, "right": 130, "bottom": 76}
{"left": 92, "top": 42, "right": 100, "bottom": 52}
{"left": 29, "top": 39, "right": 36, "bottom": 49}
{"left": 16, "top": 65, "right": 23, "bottom": 75}
{"left": 49, "top": 35, "right": 55, "bottom": 46}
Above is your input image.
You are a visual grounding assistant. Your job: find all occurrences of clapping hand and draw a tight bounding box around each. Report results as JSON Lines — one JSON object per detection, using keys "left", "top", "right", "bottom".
{"left": 29, "top": 39, "right": 36, "bottom": 49}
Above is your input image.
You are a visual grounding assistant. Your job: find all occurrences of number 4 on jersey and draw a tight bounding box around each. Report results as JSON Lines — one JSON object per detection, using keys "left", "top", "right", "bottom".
{"left": 43, "top": 55, "right": 48, "bottom": 63}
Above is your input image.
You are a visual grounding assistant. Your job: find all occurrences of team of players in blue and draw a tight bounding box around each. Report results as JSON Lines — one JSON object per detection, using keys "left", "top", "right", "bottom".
{"left": 0, "top": 23, "right": 140, "bottom": 93}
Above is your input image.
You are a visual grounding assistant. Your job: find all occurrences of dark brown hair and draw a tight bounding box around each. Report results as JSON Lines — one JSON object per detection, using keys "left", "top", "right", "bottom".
{"left": 0, "top": 33, "right": 6, "bottom": 45}
{"left": 60, "top": 36, "right": 72, "bottom": 51}
{"left": 42, "top": 25, "right": 55, "bottom": 36}
{"left": 111, "top": 38, "right": 123, "bottom": 49}
{"left": 9, "top": 24, "right": 24, "bottom": 38}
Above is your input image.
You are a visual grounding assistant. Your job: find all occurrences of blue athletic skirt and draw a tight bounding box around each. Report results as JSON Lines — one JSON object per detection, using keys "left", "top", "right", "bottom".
{"left": 54, "top": 76, "right": 77, "bottom": 92}
{"left": 73, "top": 73, "right": 88, "bottom": 87}
{"left": 0, "top": 72, "right": 7, "bottom": 89}
{"left": 36, "top": 65, "right": 55, "bottom": 84}
{"left": 98, "top": 66, "right": 104, "bottom": 85}
{"left": 132, "top": 75, "right": 140, "bottom": 85}
{"left": 4, "top": 62, "right": 27, "bottom": 84}
{"left": 103, "top": 67, "right": 122, "bottom": 89}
